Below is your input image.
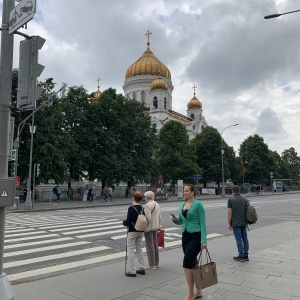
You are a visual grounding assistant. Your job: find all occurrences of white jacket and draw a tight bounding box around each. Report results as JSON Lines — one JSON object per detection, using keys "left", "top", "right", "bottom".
{"left": 144, "top": 200, "right": 161, "bottom": 232}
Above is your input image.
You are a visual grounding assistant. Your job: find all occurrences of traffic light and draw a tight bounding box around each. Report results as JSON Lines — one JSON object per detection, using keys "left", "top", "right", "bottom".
{"left": 17, "top": 36, "right": 46, "bottom": 111}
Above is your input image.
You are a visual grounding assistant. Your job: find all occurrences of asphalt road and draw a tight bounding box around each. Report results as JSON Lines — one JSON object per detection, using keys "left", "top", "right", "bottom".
{"left": 4, "top": 193, "right": 300, "bottom": 285}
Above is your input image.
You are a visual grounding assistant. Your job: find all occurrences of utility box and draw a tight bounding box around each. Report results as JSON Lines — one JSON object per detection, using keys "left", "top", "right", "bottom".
{"left": 0, "top": 179, "right": 15, "bottom": 207}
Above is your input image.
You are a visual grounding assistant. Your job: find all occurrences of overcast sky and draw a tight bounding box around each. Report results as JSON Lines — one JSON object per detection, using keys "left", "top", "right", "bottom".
{"left": 1, "top": 0, "right": 300, "bottom": 156}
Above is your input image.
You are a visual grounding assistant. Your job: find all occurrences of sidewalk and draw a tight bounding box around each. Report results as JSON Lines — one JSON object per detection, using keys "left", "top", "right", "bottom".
{"left": 7, "top": 191, "right": 300, "bottom": 213}
{"left": 11, "top": 220, "right": 300, "bottom": 299}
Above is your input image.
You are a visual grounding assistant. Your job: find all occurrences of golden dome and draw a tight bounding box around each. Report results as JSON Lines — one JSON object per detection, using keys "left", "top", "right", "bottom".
{"left": 125, "top": 43, "right": 171, "bottom": 80}
{"left": 187, "top": 96, "right": 202, "bottom": 109}
{"left": 187, "top": 85, "right": 202, "bottom": 109}
{"left": 150, "top": 74, "right": 168, "bottom": 91}
{"left": 91, "top": 78, "right": 101, "bottom": 103}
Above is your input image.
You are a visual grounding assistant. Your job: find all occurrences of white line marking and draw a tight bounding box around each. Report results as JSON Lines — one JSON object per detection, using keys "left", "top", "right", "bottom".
{"left": 5, "top": 234, "right": 59, "bottom": 243}
{"left": 4, "top": 246, "right": 110, "bottom": 268}
{"left": 76, "top": 228, "right": 126, "bottom": 238}
{"left": 4, "top": 237, "right": 74, "bottom": 250}
{"left": 63, "top": 224, "right": 123, "bottom": 235}
{"left": 50, "top": 221, "right": 121, "bottom": 232}
{"left": 5, "top": 231, "right": 48, "bottom": 238}
{"left": 4, "top": 241, "right": 90, "bottom": 257}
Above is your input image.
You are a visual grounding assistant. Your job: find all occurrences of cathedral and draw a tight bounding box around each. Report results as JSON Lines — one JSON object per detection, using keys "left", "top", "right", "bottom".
{"left": 92, "top": 31, "right": 207, "bottom": 140}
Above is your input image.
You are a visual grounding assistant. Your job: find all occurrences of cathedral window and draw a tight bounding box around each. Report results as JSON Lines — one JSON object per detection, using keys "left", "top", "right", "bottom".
{"left": 153, "top": 97, "right": 158, "bottom": 109}
{"left": 133, "top": 92, "right": 136, "bottom": 100}
{"left": 190, "top": 114, "right": 194, "bottom": 119}
{"left": 193, "top": 125, "right": 195, "bottom": 131}
{"left": 201, "top": 125, "right": 205, "bottom": 130}
{"left": 141, "top": 91, "right": 145, "bottom": 103}
{"left": 164, "top": 97, "right": 167, "bottom": 109}
{"left": 152, "top": 123, "right": 157, "bottom": 129}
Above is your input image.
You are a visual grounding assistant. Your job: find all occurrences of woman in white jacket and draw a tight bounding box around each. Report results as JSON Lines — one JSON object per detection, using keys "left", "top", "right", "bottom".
{"left": 144, "top": 191, "right": 162, "bottom": 269}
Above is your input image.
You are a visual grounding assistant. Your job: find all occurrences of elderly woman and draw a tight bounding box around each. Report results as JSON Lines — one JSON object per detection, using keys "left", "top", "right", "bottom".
{"left": 144, "top": 191, "right": 161, "bottom": 269}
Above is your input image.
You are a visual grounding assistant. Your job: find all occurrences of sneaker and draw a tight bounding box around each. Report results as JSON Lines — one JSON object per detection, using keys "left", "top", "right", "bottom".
{"left": 233, "top": 256, "right": 245, "bottom": 262}
{"left": 243, "top": 256, "right": 249, "bottom": 261}
{"left": 125, "top": 272, "right": 136, "bottom": 277}
{"left": 155, "top": 263, "right": 160, "bottom": 268}
{"left": 146, "top": 265, "right": 156, "bottom": 270}
{"left": 136, "top": 269, "right": 146, "bottom": 275}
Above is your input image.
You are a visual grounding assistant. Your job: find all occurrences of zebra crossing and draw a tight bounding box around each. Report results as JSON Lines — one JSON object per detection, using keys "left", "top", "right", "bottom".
{"left": 4, "top": 213, "right": 224, "bottom": 284}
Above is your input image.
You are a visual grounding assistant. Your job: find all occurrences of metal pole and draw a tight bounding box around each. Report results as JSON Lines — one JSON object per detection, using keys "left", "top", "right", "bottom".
{"left": 0, "top": 0, "right": 16, "bottom": 298}
{"left": 25, "top": 112, "right": 35, "bottom": 210}
{"left": 220, "top": 124, "right": 239, "bottom": 198}
{"left": 33, "top": 163, "right": 36, "bottom": 209}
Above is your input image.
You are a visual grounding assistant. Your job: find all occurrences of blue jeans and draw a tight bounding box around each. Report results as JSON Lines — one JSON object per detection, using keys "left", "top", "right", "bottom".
{"left": 233, "top": 226, "right": 249, "bottom": 257}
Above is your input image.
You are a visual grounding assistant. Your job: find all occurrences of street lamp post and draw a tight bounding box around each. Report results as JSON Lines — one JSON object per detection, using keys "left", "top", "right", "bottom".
{"left": 264, "top": 9, "right": 300, "bottom": 19}
{"left": 221, "top": 124, "right": 239, "bottom": 198}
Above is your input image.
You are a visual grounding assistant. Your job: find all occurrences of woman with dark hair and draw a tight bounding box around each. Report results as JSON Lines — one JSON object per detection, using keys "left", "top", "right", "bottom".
{"left": 123, "top": 191, "right": 146, "bottom": 277}
{"left": 172, "top": 184, "right": 207, "bottom": 300}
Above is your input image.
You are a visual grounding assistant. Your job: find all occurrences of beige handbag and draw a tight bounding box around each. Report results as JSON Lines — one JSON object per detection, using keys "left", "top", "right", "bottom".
{"left": 192, "top": 249, "right": 218, "bottom": 289}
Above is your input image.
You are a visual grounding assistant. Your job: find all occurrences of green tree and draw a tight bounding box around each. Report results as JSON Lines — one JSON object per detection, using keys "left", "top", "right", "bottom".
{"left": 239, "top": 134, "right": 272, "bottom": 184}
{"left": 155, "top": 120, "right": 200, "bottom": 186}
{"left": 86, "top": 88, "right": 156, "bottom": 186}
{"left": 281, "top": 147, "right": 300, "bottom": 184}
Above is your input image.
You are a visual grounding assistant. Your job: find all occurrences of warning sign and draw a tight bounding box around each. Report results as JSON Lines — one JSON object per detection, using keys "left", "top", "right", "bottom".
{"left": 0, "top": 179, "right": 15, "bottom": 207}
{"left": 1, "top": 190, "right": 8, "bottom": 197}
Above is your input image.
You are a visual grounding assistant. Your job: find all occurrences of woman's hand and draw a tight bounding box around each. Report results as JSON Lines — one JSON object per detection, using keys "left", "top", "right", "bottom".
{"left": 201, "top": 244, "right": 207, "bottom": 250}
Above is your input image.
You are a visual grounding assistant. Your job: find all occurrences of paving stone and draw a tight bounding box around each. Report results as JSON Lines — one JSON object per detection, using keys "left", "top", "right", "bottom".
{"left": 241, "top": 280, "right": 281, "bottom": 293}
{"left": 218, "top": 282, "right": 250, "bottom": 293}
{"left": 214, "top": 289, "right": 256, "bottom": 300}
{"left": 138, "top": 288, "right": 174, "bottom": 299}
{"left": 247, "top": 288, "right": 292, "bottom": 300}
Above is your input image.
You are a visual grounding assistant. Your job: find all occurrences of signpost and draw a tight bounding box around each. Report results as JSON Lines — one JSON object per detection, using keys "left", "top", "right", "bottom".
{"left": 193, "top": 174, "right": 202, "bottom": 195}
{"left": 8, "top": 0, "right": 37, "bottom": 34}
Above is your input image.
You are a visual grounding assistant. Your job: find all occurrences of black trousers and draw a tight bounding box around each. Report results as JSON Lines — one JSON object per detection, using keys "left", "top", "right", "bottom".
{"left": 182, "top": 230, "right": 201, "bottom": 269}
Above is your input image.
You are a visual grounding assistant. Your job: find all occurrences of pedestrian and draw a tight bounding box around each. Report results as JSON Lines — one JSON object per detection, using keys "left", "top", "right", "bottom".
{"left": 125, "top": 186, "right": 130, "bottom": 198}
{"left": 23, "top": 186, "right": 28, "bottom": 203}
{"left": 103, "top": 186, "right": 108, "bottom": 201}
{"left": 171, "top": 184, "right": 207, "bottom": 300}
{"left": 227, "top": 185, "right": 249, "bottom": 262}
{"left": 56, "top": 185, "right": 61, "bottom": 201}
{"left": 144, "top": 191, "right": 161, "bottom": 270}
{"left": 108, "top": 186, "right": 113, "bottom": 201}
{"left": 123, "top": 191, "right": 146, "bottom": 277}
{"left": 88, "top": 187, "right": 94, "bottom": 202}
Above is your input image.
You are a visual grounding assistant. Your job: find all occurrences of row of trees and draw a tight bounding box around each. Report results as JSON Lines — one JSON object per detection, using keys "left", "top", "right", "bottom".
{"left": 10, "top": 71, "right": 300, "bottom": 188}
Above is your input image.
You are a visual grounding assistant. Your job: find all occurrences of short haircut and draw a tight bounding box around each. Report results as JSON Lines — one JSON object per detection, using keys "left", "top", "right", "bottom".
{"left": 133, "top": 191, "right": 143, "bottom": 203}
{"left": 232, "top": 185, "right": 240, "bottom": 193}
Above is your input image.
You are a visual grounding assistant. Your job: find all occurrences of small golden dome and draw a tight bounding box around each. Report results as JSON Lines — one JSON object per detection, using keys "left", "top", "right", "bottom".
{"left": 125, "top": 38, "right": 171, "bottom": 80}
{"left": 187, "top": 96, "right": 202, "bottom": 109}
{"left": 150, "top": 74, "right": 168, "bottom": 91}
{"left": 187, "top": 85, "right": 202, "bottom": 109}
{"left": 91, "top": 78, "right": 101, "bottom": 103}
{"left": 91, "top": 88, "right": 101, "bottom": 103}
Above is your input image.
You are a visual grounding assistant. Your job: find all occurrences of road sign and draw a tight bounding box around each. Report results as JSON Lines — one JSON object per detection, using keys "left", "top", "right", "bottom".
{"left": 193, "top": 174, "right": 202, "bottom": 180}
{"left": 9, "top": 0, "right": 37, "bottom": 34}
{"left": 0, "top": 179, "right": 15, "bottom": 207}
{"left": 270, "top": 172, "right": 274, "bottom": 176}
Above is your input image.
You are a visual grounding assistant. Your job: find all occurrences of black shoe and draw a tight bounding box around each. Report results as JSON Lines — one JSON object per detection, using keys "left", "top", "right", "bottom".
{"left": 136, "top": 269, "right": 145, "bottom": 275}
{"left": 125, "top": 272, "right": 136, "bottom": 277}
{"left": 243, "top": 256, "right": 249, "bottom": 261}
{"left": 233, "top": 256, "right": 245, "bottom": 262}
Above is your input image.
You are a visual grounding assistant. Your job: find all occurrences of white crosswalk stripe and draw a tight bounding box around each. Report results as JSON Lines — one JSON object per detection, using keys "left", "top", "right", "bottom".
{"left": 4, "top": 213, "right": 224, "bottom": 283}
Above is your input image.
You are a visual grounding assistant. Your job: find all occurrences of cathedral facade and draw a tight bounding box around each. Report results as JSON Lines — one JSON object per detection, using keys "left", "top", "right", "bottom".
{"left": 93, "top": 32, "right": 208, "bottom": 139}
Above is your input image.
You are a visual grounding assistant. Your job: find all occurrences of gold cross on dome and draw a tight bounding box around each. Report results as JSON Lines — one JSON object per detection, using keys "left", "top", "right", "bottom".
{"left": 192, "top": 85, "right": 197, "bottom": 96}
{"left": 97, "top": 77, "right": 101, "bottom": 89}
{"left": 145, "top": 30, "right": 152, "bottom": 46}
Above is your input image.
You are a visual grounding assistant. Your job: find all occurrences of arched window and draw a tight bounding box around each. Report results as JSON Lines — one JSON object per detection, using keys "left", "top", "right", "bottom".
{"left": 193, "top": 125, "right": 195, "bottom": 131}
{"left": 132, "top": 92, "right": 136, "bottom": 100}
{"left": 164, "top": 97, "right": 167, "bottom": 109}
{"left": 190, "top": 114, "right": 194, "bottom": 119}
{"left": 201, "top": 125, "right": 205, "bottom": 131}
{"left": 152, "top": 123, "right": 157, "bottom": 129}
{"left": 153, "top": 97, "right": 158, "bottom": 109}
{"left": 141, "top": 91, "right": 145, "bottom": 103}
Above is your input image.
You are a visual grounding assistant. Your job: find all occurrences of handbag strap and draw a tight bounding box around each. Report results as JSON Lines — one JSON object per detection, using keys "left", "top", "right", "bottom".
{"left": 151, "top": 202, "right": 156, "bottom": 213}
{"left": 197, "top": 248, "right": 212, "bottom": 266}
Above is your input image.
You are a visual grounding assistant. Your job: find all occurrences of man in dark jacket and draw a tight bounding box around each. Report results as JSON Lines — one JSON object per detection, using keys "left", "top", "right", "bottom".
{"left": 227, "top": 185, "right": 249, "bottom": 262}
